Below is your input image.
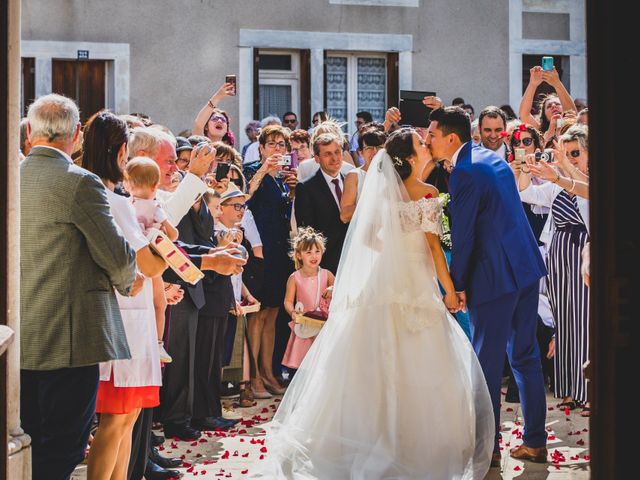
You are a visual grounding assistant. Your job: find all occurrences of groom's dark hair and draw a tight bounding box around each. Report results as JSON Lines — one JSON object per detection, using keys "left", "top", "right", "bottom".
{"left": 429, "top": 107, "right": 471, "bottom": 143}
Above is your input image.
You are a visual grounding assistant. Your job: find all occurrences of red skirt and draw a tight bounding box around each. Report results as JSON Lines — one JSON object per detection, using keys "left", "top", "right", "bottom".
{"left": 96, "top": 374, "right": 160, "bottom": 414}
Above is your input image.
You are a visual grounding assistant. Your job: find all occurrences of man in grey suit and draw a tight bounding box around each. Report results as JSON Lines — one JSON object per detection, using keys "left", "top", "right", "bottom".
{"left": 20, "top": 94, "right": 137, "bottom": 480}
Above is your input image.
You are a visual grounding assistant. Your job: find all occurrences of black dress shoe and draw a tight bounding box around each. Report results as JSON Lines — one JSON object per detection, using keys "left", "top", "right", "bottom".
{"left": 149, "top": 447, "right": 182, "bottom": 469}
{"left": 145, "top": 459, "right": 182, "bottom": 480}
{"left": 163, "top": 423, "right": 201, "bottom": 441}
{"left": 151, "top": 431, "right": 165, "bottom": 447}
{"left": 192, "top": 416, "right": 240, "bottom": 431}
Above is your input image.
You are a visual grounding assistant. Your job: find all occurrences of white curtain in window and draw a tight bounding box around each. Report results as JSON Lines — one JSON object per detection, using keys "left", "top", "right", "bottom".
{"left": 357, "top": 58, "right": 386, "bottom": 122}
{"left": 259, "top": 85, "right": 292, "bottom": 120}
{"left": 326, "top": 57, "right": 348, "bottom": 124}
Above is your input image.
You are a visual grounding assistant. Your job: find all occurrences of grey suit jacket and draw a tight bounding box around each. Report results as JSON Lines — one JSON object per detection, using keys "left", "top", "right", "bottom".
{"left": 20, "top": 146, "right": 137, "bottom": 370}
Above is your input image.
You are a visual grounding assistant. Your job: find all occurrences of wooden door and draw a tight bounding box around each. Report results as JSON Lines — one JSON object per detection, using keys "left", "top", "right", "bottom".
{"left": 52, "top": 59, "right": 106, "bottom": 123}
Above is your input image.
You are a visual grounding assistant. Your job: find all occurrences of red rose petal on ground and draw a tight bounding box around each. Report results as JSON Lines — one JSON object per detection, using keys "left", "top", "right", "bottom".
{"left": 546, "top": 427, "right": 553, "bottom": 431}
{"left": 582, "top": 428, "right": 588, "bottom": 432}
{"left": 242, "top": 452, "right": 250, "bottom": 458}
{"left": 158, "top": 445, "right": 165, "bottom": 451}
{"left": 568, "top": 432, "right": 573, "bottom": 435}
{"left": 505, "top": 442, "right": 510, "bottom": 447}
{"left": 226, "top": 474, "right": 232, "bottom": 478}
{"left": 506, "top": 407, "right": 513, "bottom": 412}
{"left": 583, "top": 455, "right": 590, "bottom": 460}
{"left": 577, "top": 439, "right": 585, "bottom": 446}
{"left": 259, "top": 454, "right": 265, "bottom": 460}
{"left": 180, "top": 455, "right": 185, "bottom": 460}
{"left": 186, "top": 449, "right": 192, "bottom": 454}
{"left": 186, "top": 466, "right": 194, "bottom": 473}
{"left": 221, "top": 451, "right": 230, "bottom": 459}
{"left": 260, "top": 446, "right": 268, "bottom": 453}
{"left": 548, "top": 407, "right": 554, "bottom": 411}
{"left": 190, "top": 441, "right": 198, "bottom": 446}
{"left": 199, "top": 438, "right": 208, "bottom": 443}
{"left": 183, "top": 462, "right": 192, "bottom": 468}
{"left": 233, "top": 450, "right": 239, "bottom": 456}
{"left": 274, "top": 398, "right": 281, "bottom": 402}
{"left": 565, "top": 407, "right": 571, "bottom": 416}
{"left": 570, "top": 455, "right": 579, "bottom": 460}
{"left": 261, "top": 408, "right": 269, "bottom": 413}
{"left": 196, "top": 453, "right": 203, "bottom": 458}
{"left": 240, "top": 438, "right": 245, "bottom": 442}
{"left": 241, "top": 470, "right": 249, "bottom": 475}
{"left": 548, "top": 435, "right": 556, "bottom": 440}
{"left": 514, "top": 466, "right": 521, "bottom": 471}
{"left": 238, "top": 429, "right": 247, "bottom": 434}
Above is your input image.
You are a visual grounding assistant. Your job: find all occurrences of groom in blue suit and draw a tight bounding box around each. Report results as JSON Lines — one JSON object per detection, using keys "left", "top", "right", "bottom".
{"left": 427, "top": 107, "right": 549, "bottom": 466}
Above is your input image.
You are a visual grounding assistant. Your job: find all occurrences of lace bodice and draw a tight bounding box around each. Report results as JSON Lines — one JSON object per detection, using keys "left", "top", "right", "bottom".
{"left": 398, "top": 196, "right": 444, "bottom": 236}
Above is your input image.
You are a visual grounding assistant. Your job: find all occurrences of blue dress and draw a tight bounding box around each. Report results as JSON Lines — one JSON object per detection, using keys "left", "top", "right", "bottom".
{"left": 244, "top": 162, "right": 294, "bottom": 308}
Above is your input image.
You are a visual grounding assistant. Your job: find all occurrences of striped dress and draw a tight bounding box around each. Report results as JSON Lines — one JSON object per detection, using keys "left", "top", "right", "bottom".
{"left": 547, "top": 191, "right": 590, "bottom": 403}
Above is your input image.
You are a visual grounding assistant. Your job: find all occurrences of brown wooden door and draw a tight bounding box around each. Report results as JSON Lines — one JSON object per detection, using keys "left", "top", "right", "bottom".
{"left": 21, "top": 57, "right": 35, "bottom": 116}
{"left": 52, "top": 59, "right": 106, "bottom": 123}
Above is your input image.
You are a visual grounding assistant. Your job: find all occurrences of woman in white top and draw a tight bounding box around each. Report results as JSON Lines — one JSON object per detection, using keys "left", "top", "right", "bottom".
{"left": 82, "top": 112, "right": 167, "bottom": 480}
{"left": 340, "top": 127, "right": 387, "bottom": 223}
{"left": 516, "top": 124, "right": 591, "bottom": 417}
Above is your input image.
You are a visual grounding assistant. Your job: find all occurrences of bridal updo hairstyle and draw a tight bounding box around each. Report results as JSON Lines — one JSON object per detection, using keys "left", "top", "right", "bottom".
{"left": 384, "top": 127, "right": 416, "bottom": 180}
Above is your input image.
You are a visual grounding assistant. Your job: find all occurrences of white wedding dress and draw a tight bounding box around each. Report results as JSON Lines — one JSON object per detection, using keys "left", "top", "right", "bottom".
{"left": 254, "top": 151, "right": 494, "bottom": 479}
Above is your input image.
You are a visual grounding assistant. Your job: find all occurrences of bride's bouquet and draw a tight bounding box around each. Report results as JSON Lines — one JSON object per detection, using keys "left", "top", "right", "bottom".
{"left": 439, "top": 193, "right": 452, "bottom": 250}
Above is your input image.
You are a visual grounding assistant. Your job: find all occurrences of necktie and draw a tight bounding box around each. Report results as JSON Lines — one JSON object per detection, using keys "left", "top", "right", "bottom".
{"left": 331, "top": 178, "right": 342, "bottom": 204}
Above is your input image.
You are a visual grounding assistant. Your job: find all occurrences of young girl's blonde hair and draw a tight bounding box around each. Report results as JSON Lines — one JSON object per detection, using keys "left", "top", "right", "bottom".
{"left": 289, "top": 227, "right": 327, "bottom": 270}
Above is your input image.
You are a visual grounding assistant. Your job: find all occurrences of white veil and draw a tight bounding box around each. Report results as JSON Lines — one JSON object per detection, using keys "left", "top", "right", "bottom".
{"left": 255, "top": 150, "right": 494, "bottom": 479}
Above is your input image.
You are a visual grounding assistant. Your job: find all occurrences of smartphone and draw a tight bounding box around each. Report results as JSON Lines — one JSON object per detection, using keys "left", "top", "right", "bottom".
{"left": 541, "top": 56, "right": 554, "bottom": 71}
{"left": 514, "top": 148, "right": 526, "bottom": 164}
{"left": 289, "top": 150, "right": 298, "bottom": 169}
{"left": 225, "top": 75, "right": 237, "bottom": 96}
{"left": 215, "top": 162, "right": 231, "bottom": 181}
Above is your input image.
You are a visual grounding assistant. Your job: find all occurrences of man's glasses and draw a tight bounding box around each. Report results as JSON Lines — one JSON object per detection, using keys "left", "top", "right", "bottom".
{"left": 291, "top": 146, "right": 309, "bottom": 153}
{"left": 266, "top": 141, "right": 287, "bottom": 149}
{"left": 226, "top": 203, "right": 247, "bottom": 211}
{"left": 283, "top": 118, "right": 297, "bottom": 124}
{"left": 567, "top": 149, "right": 581, "bottom": 158}
{"left": 209, "top": 115, "right": 227, "bottom": 124}
{"left": 512, "top": 137, "right": 534, "bottom": 147}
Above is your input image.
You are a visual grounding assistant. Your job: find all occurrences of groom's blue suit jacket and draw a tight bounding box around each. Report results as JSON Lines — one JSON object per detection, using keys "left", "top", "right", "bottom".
{"left": 448, "top": 142, "right": 547, "bottom": 307}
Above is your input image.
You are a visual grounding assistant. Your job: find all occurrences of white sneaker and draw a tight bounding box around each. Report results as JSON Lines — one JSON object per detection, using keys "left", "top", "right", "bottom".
{"left": 158, "top": 341, "right": 172, "bottom": 363}
{"left": 222, "top": 405, "right": 243, "bottom": 420}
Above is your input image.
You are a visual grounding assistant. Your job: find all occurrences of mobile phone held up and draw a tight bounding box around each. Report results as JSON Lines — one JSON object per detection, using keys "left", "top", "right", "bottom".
{"left": 225, "top": 75, "right": 236, "bottom": 95}
{"left": 215, "top": 162, "right": 231, "bottom": 182}
{"left": 541, "top": 56, "right": 554, "bottom": 71}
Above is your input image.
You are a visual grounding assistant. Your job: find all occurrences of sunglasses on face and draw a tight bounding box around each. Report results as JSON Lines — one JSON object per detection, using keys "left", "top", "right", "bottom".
{"left": 209, "top": 115, "right": 227, "bottom": 124}
{"left": 567, "top": 149, "right": 581, "bottom": 158}
{"left": 512, "top": 137, "right": 534, "bottom": 147}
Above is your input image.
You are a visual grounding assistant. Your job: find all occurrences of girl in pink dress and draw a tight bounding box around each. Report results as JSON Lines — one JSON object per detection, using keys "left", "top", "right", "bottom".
{"left": 282, "top": 227, "right": 335, "bottom": 369}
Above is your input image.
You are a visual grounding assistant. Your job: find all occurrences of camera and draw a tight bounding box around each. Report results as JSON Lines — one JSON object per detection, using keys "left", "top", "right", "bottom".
{"left": 195, "top": 141, "right": 212, "bottom": 155}
{"left": 535, "top": 150, "right": 554, "bottom": 162}
{"left": 278, "top": 154, "right": 292, "bottom": 167}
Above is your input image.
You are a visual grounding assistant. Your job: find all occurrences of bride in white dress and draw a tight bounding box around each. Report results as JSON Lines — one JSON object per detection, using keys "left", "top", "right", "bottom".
{"left": 255, "top": 129, "right": 494, "bottom": 479}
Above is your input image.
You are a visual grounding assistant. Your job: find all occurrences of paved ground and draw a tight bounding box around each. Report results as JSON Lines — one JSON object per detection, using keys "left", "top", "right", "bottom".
{"left": 73, "top": 388, "right": 590, "bottom": 479}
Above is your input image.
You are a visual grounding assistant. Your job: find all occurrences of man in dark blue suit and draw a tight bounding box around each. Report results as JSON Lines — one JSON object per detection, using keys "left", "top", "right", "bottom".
{"left": 427, "top": 107, "right": 549, "bottom": 466}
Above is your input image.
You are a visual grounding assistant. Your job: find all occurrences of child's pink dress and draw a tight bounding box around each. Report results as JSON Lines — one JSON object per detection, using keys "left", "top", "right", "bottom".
{"left": 282, "top": 268, "right": 329, "bottom": 369}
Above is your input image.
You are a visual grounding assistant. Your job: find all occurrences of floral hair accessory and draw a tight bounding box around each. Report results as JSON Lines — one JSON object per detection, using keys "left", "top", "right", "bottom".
{"left": 513, "top": 124, "right": 527, "bottom": 141}
{"left": 392, "top": 156, "right": 403, "bottom": 167}
{"left": 500, "top": 131, "right": 509, "bottom": 138}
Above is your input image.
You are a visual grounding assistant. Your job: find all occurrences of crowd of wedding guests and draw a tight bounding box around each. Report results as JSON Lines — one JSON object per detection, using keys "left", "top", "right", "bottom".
{"left": 19, "top": 62, "right": 589, "bottom": 480}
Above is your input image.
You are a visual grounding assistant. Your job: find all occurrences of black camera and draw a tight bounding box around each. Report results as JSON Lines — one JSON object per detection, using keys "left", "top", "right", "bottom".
{"left": 535, "top": 150, "right": 554, "bottom": 162}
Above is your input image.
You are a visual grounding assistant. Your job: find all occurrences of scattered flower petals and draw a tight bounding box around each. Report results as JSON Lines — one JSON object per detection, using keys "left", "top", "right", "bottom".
{"left": 241, "top": 470, "right": 249, "bottom": 474}
{"left": 260, "top": 446, "right": 268, "bottom": 453}
{"left": 514, "top": 466, "right": 521, "bottom": 471}
{"left": 259, "top": 454, "right": 265, "bottom": 460}
{"left": 577, "top": 439, "right": 585, "bottom": 446}
{"left": 506, "top": 407, "right": 513, "bottom": 412}
{"left": 242, "top": 452, "right": 250, "bottom": 458}
{"left": 548, "top": 435, "right": 556, "bottom": 440}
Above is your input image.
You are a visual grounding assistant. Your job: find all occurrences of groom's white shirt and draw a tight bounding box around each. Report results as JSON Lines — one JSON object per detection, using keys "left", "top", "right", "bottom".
{"left": 450, "top": 142, "right": 468, "bottom": 167}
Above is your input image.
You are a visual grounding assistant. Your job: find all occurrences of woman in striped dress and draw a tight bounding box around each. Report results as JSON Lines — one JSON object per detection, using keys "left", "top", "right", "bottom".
{"left": 515, "top": 124, "right": 591, "bottom": 416}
